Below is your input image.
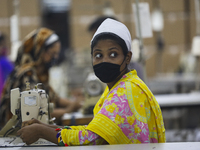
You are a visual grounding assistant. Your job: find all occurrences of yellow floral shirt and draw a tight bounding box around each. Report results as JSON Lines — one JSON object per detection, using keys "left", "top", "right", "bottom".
{"left": 60, "top": 70, "right": 166, "bottom": 145}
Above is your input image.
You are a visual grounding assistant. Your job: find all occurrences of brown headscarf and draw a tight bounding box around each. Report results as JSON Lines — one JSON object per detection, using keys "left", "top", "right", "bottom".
{"left": 15, "top": 28, "right": 54, "bottom": 66}
{"left": 0, "top": 28, "right": 60, "bottom": 127}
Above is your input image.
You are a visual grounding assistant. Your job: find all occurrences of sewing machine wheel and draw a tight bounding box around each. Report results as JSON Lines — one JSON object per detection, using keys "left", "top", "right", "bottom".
{"left": 86, "top": 80, "right": 103, "bottom": 96}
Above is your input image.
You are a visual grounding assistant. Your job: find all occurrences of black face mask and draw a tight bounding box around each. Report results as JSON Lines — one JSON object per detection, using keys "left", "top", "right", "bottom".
{"left": 45, "top": 57, "right": 57, "bottom": 70}
{"left": 93, "top": 57, "right": 126, "bottom": 83}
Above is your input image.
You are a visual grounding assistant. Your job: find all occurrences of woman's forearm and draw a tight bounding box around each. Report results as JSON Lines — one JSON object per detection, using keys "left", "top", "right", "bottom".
{"left": 38, "top": 124, "right": 58, "bottom": 144}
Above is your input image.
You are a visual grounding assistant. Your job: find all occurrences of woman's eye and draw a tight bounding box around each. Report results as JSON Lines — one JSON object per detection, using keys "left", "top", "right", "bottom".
{"left": 110, "top": 52, "right": 117, "bottom": 57}
{"left": 95, "top": 53, "right": 102, "bottom": 58}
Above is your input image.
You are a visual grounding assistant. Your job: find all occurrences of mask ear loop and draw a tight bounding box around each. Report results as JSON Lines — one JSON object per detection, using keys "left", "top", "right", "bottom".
{"left": 119, "top": 53, "right": 128, "bottom": 73}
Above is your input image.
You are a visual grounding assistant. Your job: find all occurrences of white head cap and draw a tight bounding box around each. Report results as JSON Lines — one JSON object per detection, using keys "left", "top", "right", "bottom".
{"left": 91, "top": 18, "right": 132, "bottom": 51}
{"left": 45, "top": 33, "right": 59, "bottom": 46}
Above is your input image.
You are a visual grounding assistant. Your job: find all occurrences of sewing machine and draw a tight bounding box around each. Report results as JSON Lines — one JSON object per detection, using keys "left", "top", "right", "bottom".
{"left": 0, "top": 82, "right": 54, "bottom": 137}
{"left": 82, "top": 73, "right": 105, "bottom": 114}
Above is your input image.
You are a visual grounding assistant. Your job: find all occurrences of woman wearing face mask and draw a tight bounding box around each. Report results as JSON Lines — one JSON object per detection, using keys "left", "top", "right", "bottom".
{"left": 0, "top": 28, "right": 82, "bottom": 128}
{"left": 16, "top": 19, "right": 165, "bottom": 146}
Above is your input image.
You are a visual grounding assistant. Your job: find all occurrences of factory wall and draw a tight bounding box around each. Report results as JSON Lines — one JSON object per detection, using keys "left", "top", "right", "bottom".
{"left": 0, "top": 0, "right": 41, "bottom": 56}
{"left": 0, "top": 0, "right": 197, "bottom": 78}
{"left": 70, "top": 0, "right": 196, "bottom": 78}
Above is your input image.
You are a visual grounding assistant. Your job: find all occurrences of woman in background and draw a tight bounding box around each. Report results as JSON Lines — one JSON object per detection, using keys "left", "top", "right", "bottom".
{"left": 0, "top": 28, "right": 82, "bottom": 127}
{"left": 16, "top": 19, "right": 165, "bottom": 145}
{"left": 0, "top": 32, "right": 14, "bottom": 99}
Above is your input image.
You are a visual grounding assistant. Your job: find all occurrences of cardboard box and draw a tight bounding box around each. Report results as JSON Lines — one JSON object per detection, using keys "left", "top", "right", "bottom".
{"left": 0, "top": 0, "right": 41, "bottom": 41}
{"left": 70, "top": 0, "right": 196, "bottom": 78}
{"left": 190, "top": 12, "right": 197, "bottom": 41}
{"left": 162, "top": 44, "right": 185, "bottom": 73}
{"left": 0, "top": 0, "right": 12, "bottom": 17}
{"left": 144, "top": 45, "right": 157, "bottom": 77}
{"left": 19, "top": 0, "right": 41, "bottom": 17}
{"left": 18, "top": 0, "right": 41, "bottom": 40}
{"left": 0, "top": 0, "right": 13, "bottom": 52}
{"left": 144, "top": 44, "right": 185, "bottom": 77}
{"left": 163, "top": 16, "right": 186, "bottom": 45}
{"left": 190, "top": 0, "right": 195, "bottom": 12}
{"left": 160, "top": 0, "right": 185, "bottom": 12}
{"left": 71, "top": 0, "right": 95, "bottom": 16}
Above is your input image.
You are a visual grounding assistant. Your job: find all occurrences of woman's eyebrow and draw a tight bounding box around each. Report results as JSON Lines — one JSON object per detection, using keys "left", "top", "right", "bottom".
{"left": 93, "top": 47, "right": 119, "bottom": 52}
{"left": 93, "top": 49, "right": 101, "bottom": 52}
{"left": 108, "top": 47, "right": 119, "bottom": 51}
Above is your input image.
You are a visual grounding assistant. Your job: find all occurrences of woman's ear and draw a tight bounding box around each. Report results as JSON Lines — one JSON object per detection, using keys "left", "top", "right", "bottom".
{"left": 126, "top": 51, "right": 132, "bottom": 64}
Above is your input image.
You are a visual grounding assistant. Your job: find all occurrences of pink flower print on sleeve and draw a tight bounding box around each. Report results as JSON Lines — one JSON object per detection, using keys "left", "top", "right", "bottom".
{"left": 79, "top": 130, "right": 105, "bottom": 145}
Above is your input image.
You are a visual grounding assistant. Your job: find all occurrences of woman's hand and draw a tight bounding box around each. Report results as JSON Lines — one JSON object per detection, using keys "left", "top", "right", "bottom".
{"left": 21, "top": 118, "right": 42, "bottom": 128}
{"left": 17, "top": 124, "right": 41, "bottom": 145}
{"left": 17, "top": 123, "right": 59, "bottom": 145}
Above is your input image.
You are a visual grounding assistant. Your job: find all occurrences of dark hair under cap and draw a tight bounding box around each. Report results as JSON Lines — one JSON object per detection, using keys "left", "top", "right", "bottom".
{"left": 91, "top": 32, "right": 128, "bottom": 56}
{"left": 88, "top": 16, "right": 118, "bottom": 32}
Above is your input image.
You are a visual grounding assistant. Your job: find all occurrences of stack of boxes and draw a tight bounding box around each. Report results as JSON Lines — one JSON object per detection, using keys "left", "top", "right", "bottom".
{"left": 70, "top": 0, "right": 196, "bottom": 78}
{"left": 0, "top": 0, "right": 197, "bottom": 78}
{"left": 0, "top": 0, "right": 41, "bottom": 58}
